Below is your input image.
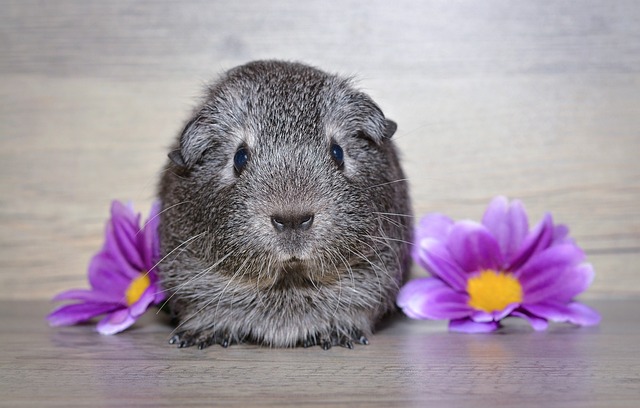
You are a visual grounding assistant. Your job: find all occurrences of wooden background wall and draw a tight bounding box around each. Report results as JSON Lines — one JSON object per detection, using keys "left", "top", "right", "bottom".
{"left": 1, "top": 0, "right": 638, "bottom": 299}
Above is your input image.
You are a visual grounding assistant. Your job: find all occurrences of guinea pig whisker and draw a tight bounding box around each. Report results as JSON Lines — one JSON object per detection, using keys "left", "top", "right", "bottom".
{"left": 156, "top": 263, "right": 215, "bottom": 314}
{"left": 338, "top": 251, "right": 356, "bottom": 309}
{"left": 345, "top": 249, "right": 374, "bottom": 308}
{"left": 363, "top": 227, "right": 402, "bottom": 275}
{"left": 156, "top": 251, "right": 235, "bottom": 315}
{"left": 360, "top": 178, "right": 409, "bottom": 191}
{"left": 314, "top": 256, "right": 328, "bottom": 295}
{"left": 144, "top": 231, "right": 208, "bottom": 301}
{"left": 135, "top": 200, "right": 193, "bottom": 237}
{"left": 170, "top": 253, "right": 251, "bottom": 336}
{"left": 365, "top": 234, "right": 415, "bottom": 247}
{"left": 329, "top": 251, "right": 353, "bottom": 317}
{"left": 308, "top": 274, "right": 321, "bottom": 292}
{"left": 362, "top": 235, "right": 394, "bottom": 258}
{"left": 212, "top": 255, "right": 252, "bottom": 324}
{"left": 256, "top": 253, "right": 275, "bottom": 308}
{"left": 371, "top": 211, "right": 415, "bottom": 218}
{"left": 255, "top": 257, "right": 264, "bottom": 306}
{"left": 322, "top": 253, "right": 339, "bottom": 312}
{"left": 150, "top": 231, "right": 206, "bottom": 275}
{"left": 351, "top": 239, "right": 386, "bottom": 304}
{"left": 375, "top": 214, "right": 405, "bottom": 230}
{"left": 157, "top": 165, "right": 189, "bottom": 181}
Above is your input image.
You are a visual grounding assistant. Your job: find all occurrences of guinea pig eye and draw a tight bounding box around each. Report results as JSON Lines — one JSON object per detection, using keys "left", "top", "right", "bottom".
{"left": 233, "top": 146, "right": 249, "bottom": 174}
{"left": 330, "top": 143, "right": 344, "bottom": 168}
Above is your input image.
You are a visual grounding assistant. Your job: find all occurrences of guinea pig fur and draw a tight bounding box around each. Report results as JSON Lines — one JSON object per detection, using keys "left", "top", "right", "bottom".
{"left": 158, "top": 60, "right": 412, "bottom": 349}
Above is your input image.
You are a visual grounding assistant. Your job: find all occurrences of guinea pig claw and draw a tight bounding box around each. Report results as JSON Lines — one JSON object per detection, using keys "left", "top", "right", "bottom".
{"left": 352, "top": 329, "right": 369, "bottom": 345}
{"left": 169, "top": 332, "right": 192, "bottom": 348}
{"left": 300, "top": 333, "right": 319, "bottom": 348}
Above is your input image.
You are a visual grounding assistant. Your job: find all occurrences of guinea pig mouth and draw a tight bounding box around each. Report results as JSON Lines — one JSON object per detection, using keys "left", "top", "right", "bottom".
{"left": 276, "top": 257, "right": 339, "bottom": 287}
{"left": 279, "top": 256, "right": 310, "bottom": 270}
{"left": 282, "top": 257, "right": 303, "bottom": 269}
{"left": 272, "top": 240, "right": 316, "bottom": 263}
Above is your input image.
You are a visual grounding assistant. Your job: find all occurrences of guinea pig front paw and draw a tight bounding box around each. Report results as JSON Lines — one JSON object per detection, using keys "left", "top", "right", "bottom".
{"left": 300, "top": 328, "right": 370, "bottom": 350}
{"left": 168, "top": 329, "right": 235, "bottom": 349}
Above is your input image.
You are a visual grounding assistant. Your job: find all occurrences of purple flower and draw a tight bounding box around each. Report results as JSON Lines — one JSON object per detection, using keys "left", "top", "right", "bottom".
{"left": 47, "top": 201, "right": 166, "bottom": 335}
{"left": 398, "top": 196, "right": 601, "bottom": 333}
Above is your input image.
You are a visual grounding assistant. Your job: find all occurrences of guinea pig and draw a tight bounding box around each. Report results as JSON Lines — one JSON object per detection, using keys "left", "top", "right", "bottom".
{"left": 158, "top": 60, "right": 411, "bottom": 349}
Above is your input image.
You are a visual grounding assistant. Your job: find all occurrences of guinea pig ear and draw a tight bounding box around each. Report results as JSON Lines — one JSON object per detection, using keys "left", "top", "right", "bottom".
{"left": 384, "top": 119, "right": 398, "bottom": 139}
{"left": 170, "top": 116, "right": 210, "bottom": 168}
{"left": 355, "top": 94, "right": 396, "bottom": 144}
{"left": 168, "top": 149, "right": 186, "bottom": 168}
{"left": 359, "top": 118, "right": 397, "bottom": 144}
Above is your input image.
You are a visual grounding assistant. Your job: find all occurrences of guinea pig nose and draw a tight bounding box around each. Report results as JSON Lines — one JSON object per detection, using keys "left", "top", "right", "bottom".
{"left": 271, "top": 213, "right": 314, "bottom": 232}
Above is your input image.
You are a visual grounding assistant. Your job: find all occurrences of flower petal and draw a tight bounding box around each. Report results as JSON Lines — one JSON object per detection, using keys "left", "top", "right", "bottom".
{"left": 109, "top": 201, "right": 146, "bottom": 272}
{"left": 47, "top": 302, "right": 121, "bottom": 327}
{"left": 140, "top": 201, "right": 162, "bottom": 270}
{"left": 511, "top": 310, "right": 549, "bottom": 331}
{"left": 470, "top": 310, "right": 493, "bottom": 322}
{"left": 87, "top": 251, "right": 130, "bottom": 301}
{"left": 552, "top": 224, "right": 573, "bottom": 245}
{"left": 97, "top": 308, "right": 137, "bottom": 335}
{"left": 447, "top": 221, "right": 504, "bottom": 272}
{"left": 565, "top": 302, "right": 602, "bottom": 326}
{"left": 397, "top": 278, "right": 472, "bottom": 320}
{"left": 508, "top": 213, "right": 554, "bottom": 271}
{"left": 481, "top": 196, "right": 529, "bottom": 264}
{"left": 469, "top": 303, "right": 521, "bottom": 323}
{"left": 129, "top": 284, "right": 158, "bottom": 316}
{"left": 492, "top": 302, "right": 520, "bottom": 321}
{"left": 415, "top": 213, "right": 454, "bottom": 242}
{"left": 551, "top": 263, "right": 595, "bottom": 303}
{"left": 449, "top": 318, "right": 499, "bottom": 333}
{"left": 52, "top": 289, "right": 121, "bottom": 304}
{"left": 525, "top": 263, "right": 595, "bottom": 303}
{"left": 522, "top": 301, "right": 601, "bottom": 326}
{"left": 413, "top": 238, "right": 468, "bottom": 291}
{"left": 153, "top": 282, "right": 168, "bottom": 304}
{"left": 517, "top": 244, "right": 586, "bottom": 304}
{"left": 103, "top": 230, "right": 144, "bottom": 281}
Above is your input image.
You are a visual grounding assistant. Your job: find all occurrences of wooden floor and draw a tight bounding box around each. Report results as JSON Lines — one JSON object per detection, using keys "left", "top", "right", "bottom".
{"left": 1, "top": 299, "right": 638, "bottom": 407}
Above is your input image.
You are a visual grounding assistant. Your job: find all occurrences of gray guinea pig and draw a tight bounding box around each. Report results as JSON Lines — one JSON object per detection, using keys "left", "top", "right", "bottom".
{"left": 158, "top": 60, "right": 411, "bottom": 349}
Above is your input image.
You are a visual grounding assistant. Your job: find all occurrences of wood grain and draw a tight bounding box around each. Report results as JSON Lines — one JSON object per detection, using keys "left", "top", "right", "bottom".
{"left": 1, "top": 299, "right": 639, "bottom": 407}
{"left": 1, "top": 0, "right": 639, "bottom": 298}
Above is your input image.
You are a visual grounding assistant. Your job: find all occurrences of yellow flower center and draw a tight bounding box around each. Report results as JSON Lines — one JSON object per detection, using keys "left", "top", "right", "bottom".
{"left": 467, "top": 270, "right": 523, "bottom": 313}
{"left": 125, "top": 273, "right": 151, "bottom": 306}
